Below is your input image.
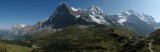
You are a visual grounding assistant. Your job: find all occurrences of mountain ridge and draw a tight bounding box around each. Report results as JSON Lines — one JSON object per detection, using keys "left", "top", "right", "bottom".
{"left": 11, "top": 3, "right": 160, "bottom": 35}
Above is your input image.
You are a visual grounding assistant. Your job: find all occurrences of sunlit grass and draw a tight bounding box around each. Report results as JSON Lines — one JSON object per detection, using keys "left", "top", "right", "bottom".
{"left": 0, "top": 42, "right": 31, "bottom": 52}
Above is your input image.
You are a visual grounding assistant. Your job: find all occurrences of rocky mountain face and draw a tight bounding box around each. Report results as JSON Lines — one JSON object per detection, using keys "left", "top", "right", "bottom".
{"left": 11, "top": 24, "right": 32, "bottom": 36}
{"left": 32, "top": 3, "right": 113, "bottom": 30}
{"left": 111, "top": 10, "right": 159, "bottom": 35}
{"left": 12, "top": 3, "right": 160, "bottom": 35}
{"left": 5, "top": 2, "right": 160, "bottom": 52}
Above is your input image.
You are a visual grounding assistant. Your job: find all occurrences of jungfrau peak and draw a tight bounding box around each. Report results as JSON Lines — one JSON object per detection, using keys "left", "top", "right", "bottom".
{"left": 115, "top": 10, "right": 159, "bottom": 35}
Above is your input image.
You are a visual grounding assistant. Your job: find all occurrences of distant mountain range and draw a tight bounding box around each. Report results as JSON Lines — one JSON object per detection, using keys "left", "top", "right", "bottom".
{"left": 11, "top": 24, "right": 32, "bottom": 36}
{"left": 11, "top": 2, "right": 160, "bottom": 36}
{"left": 3, "top": 2, "right": 160, "bottom": 52}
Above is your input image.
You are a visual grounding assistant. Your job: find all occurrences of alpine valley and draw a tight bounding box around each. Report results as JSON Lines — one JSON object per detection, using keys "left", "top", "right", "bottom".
{"left": 1, "top": 2, "right": 160, "bottom": 52}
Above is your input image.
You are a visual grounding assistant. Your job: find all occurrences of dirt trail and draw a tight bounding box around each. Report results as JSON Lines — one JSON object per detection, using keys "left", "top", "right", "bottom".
{"left": 148, "top": 42, "right": 153, "bottom": 52}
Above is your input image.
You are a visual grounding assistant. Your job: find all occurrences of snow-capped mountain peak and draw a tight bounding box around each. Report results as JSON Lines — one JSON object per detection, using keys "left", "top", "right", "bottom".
{"left": 71, "top": 7, "right": 79, "bottom": 11}
{"left": 14, "top": 24, "right": 27, "bottom": 28}
{"left": 114, "top": 10, "right": 159, "bottom": 34}
{"left": 120, "top": 10, "right": 138, "bottom": 16}
{"left": 89, "top": 5, "right": 104, "bottom": 14}
{"left": 117, "top": 15, "right": 127, "bottom": 25}
{"left": 11, "top": 24, "right": 32, "bottom": 35}
{"left": 33, "top": 3, "right": 111, "bottom": 29}
{"left": 32, "top": 3, "right": 160, "bottom": 35}
{"left": 58, "top": 2, "right": 67, "bottom": 6}
{"left": 118, "top": 10, "right": 155, "bottom": 24}
{"left": 54, "top": 2, "right": 71, "bottom": 15}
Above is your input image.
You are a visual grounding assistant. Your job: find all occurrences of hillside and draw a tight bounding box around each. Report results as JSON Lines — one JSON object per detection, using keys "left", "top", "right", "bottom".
{"left": 25, "top": 25, "right": 139, "bottom": 52}
{"left": 0, "top": 2, "right": 160, "bottom": 52}
{"left": 1, "top": 25, "right": 160, "bottom": 52}
{"left": 0, "top": 41, "right": 31, "bottom": 52}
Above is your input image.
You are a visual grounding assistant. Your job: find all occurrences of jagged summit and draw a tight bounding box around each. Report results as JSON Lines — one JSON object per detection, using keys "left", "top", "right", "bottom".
{"left": 13, "top": 24, "right": 27, "bottom": 28}
{"left": 89, "top": 5, "right": 104, "bottom": 14}
{"left": 119, "top": 10, "right": 155, "bottom": 24}
{"left": 33, "top": 3, "right": 111, "bottom": 29}
{"left": 120, "top": 10, "right": 137, "bottom": 16}
{"left": 58, "top": 2, "right": 67, "bottom": 6}
{"left": 53, "top": 2, "right": 72, "bottom": 15}
{"left": 57, "top": 2, "right": 69, "bottom": 9}
{"left": 30, "top": 2, "right": 160, "bottom": 35}
{"left": 114, "top": 10, "right": 159, "bottom": 35}
{"left": 125, "top": 10, "right": 136, "bottom": 13}
{"left": 11, "top": 24, "right": 32, "bottom": 35}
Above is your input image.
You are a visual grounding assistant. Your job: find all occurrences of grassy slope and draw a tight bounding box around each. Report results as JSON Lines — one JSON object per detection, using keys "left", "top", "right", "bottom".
{"left": 146, "top": 29, "right": 160, "bottom": 52}
{"left": 152, "top": 45, "right": 160, "bottom": 52}
{"left": 114, "top": 27, "right": 136, "bottom": 37}
{"left": 0, "top": 42, "right": 31, "bottom": 52}
{"left": 29, "top": 25, "right": 138, "bottom": 52}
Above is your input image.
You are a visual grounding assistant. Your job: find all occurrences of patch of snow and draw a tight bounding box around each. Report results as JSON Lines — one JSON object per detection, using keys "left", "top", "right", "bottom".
{"left": 138, "top": 14, "right": 148, "bottom": 22}
{"left": 120, "top": 10, "right": 155, "bottom": 25}
{"left": 125, "top": 11, "right": 131, "bottom": 15}
{"left": 59, "top": 2, "right": 66, "bottom": 6}
{"left": 14, "top": 24, "right": 27, "bottom": 28}
{"left": 89, "top": 15, "right": 101, "bottom": 24}
{"left": 90, "top": 5, "right": 104, "bottom": 14}
{"left": 113, "top": 21, "right": 115, "bottom": 23}
{"left": 71, "top": 7, "right": 79, "bottom": 11}
{"left": 43, "top": 17, "right": 50, "bottom": 21}
{"left": 76, "top": 15, "right": 80, "bottom": 18}
{"left": 20, "top": 24, "right": 27, "bottom": 27}
{"left": 91, "top": 11, "right": 95, "bottom": 14}
{"left": 89, "top": 14, "right": 106, "bottom": 24}
{"left": 154, "top": 27, "right": 160, "bottom": 30}
{"left": 117, "top": 16, "right": 127, "bottom": 25}
{"left": 139, "top": 13, "right": 155, "bottom": 24}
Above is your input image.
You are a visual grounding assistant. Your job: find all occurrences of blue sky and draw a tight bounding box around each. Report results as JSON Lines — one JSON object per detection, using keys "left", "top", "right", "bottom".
{"left": 0, "top": 0, "right": 160, "bottom": 29}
